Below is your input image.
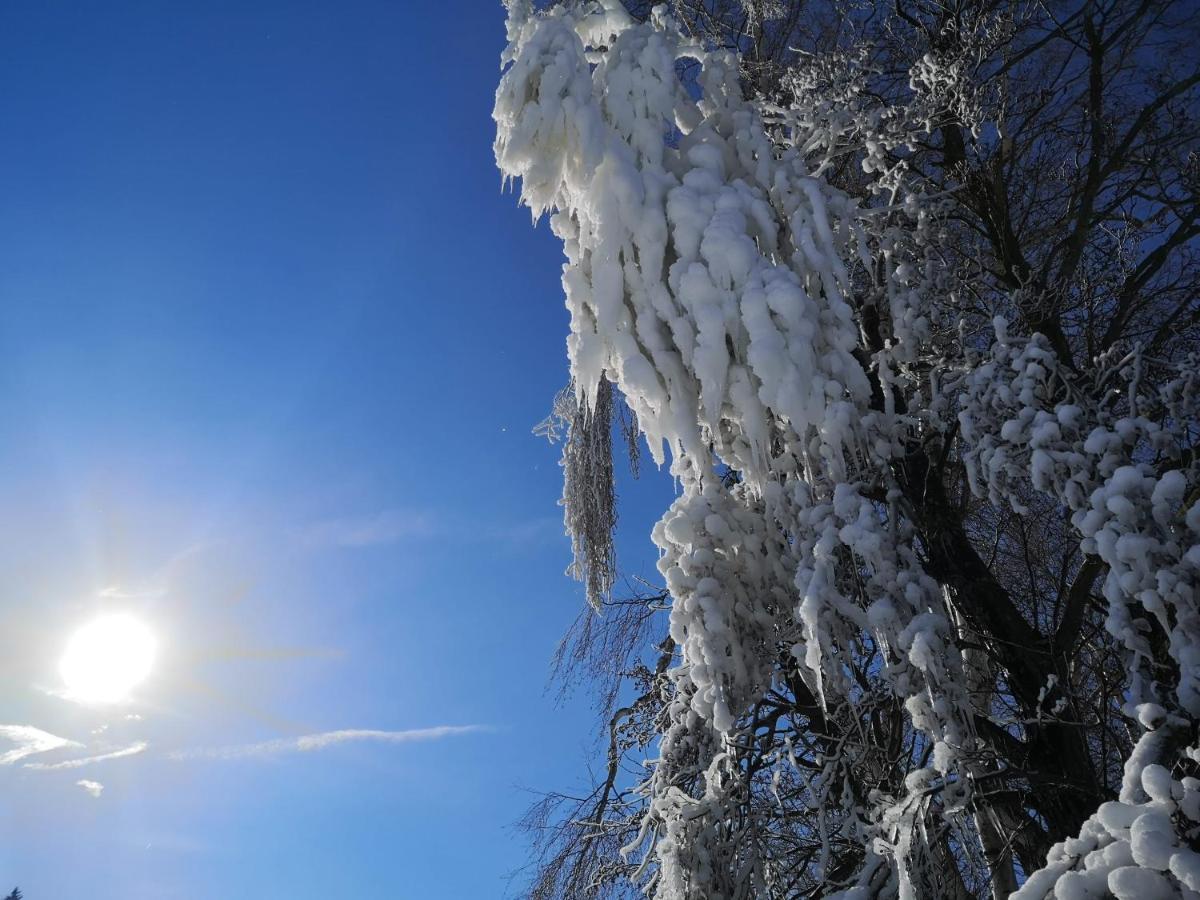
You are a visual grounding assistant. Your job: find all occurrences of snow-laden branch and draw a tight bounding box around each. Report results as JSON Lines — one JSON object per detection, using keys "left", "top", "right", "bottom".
{"left": 495, "top": 2, "right": 1200, "bottom": 897}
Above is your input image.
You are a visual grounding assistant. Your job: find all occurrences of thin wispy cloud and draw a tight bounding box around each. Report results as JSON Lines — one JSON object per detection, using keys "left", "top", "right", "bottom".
{"left": 484, "top": 515, "right": 561, "bottom": 550}
{"left": 169, "top": 725, "right": 486, "bottom": 761}
{"left": 301, "top": 507, "right": 559, "bottom": 553}
{"left": 300, "top": 509, "right": 439, "bottom": 548}
{"left": 26, "top": 741, "right": 148, "bottom": 770}
{"left": 0, "top": 725, "right": 81, "bottom": 765}
{"left": 98, "top": 585, "right": 165, "bottom": 601}
{"left": 76, "top": 779, "right": 104, "bottom": 798}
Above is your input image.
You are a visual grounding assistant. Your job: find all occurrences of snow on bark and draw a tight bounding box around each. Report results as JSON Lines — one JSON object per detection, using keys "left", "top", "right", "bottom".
{"left": 1011, "top": 717, "right": 1200, "bottom": 900}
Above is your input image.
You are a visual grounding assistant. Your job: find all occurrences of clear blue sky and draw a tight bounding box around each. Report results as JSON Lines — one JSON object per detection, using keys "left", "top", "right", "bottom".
{"left": 0, "top": 2, "right": 671, "bottom": 896}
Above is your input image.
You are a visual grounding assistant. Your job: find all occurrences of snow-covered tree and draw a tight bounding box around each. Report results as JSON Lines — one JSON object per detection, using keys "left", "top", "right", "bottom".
{"left": 494, "top": 1, "right": 1200, "bottom": 897}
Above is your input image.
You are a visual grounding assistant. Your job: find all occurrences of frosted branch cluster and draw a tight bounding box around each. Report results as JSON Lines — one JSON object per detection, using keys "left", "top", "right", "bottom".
{"left": 495, "top": 2, "right": 1200, "bottom": 897}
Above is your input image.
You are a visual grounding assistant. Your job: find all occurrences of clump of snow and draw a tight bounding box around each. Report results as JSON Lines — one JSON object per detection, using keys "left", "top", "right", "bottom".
{"left": 1012, "top": 726, "right": 1200, "bottom": 899}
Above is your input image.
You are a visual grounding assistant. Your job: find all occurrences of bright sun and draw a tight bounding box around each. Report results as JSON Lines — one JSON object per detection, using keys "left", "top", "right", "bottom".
{"left": 60, "top": 613, "right": 157, "bottom": 704}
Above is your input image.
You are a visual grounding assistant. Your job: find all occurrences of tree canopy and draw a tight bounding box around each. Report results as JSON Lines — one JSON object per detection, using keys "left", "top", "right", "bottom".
{"left": 495, "top": 1, "right": 1200, "bottom": 897}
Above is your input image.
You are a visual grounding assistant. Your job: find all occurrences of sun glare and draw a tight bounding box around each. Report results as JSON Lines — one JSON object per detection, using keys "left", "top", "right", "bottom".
{"left": 60, "top": 613, "right": 157, "bottom": 704}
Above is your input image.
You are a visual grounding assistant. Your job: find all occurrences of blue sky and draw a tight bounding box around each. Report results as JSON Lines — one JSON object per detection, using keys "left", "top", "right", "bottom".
{"left": 0, "top": 2, "right": 672, "bottom": 896}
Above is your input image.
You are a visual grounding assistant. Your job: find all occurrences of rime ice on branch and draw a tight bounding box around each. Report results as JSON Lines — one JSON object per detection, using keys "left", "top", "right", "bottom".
{"left": 495, "top": 2, "right": 1200, "bottom": 898}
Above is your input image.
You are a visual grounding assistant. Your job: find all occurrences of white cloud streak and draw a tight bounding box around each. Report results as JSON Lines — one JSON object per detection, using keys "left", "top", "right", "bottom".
{"left": 169, "top": 725, "right": 485, "bottom": 761}
{"left": 26, "top": 741, "right": 148, "bottom": 770}
{"left": 300, "top": 509, "right": 438, "bottom": 548}
{"left": 76, "top": 779, "right": 104, "bottom": 798}
{"left": 0, "top": 725, "right": 81, "bottom": 765}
